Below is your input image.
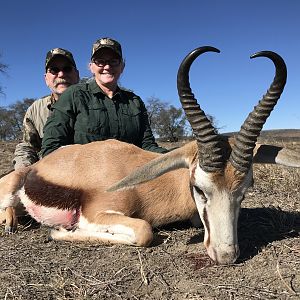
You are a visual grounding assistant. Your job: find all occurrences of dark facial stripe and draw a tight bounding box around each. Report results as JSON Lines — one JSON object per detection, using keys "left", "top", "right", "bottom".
{"left": 203, "top": 207, "right": 210, "bottom": 247}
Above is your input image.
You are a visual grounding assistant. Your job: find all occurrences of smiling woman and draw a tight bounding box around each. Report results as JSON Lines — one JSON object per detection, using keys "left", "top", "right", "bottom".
{"left": 89, "top": 45, "right": 124, "bottom": 98}
{"left": 40, "top": 37, "right": 168, "bottom": 157}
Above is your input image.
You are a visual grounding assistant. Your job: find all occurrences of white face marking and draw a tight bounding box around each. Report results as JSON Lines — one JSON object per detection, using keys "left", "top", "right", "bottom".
{"left": 192, "top": 164, "right": 253, "bottom": 264}
{"left": 193, "top": 166, "right": 214, "bottom": 212}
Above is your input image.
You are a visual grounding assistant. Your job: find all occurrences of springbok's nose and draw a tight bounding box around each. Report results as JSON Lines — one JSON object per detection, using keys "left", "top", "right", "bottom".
{"left": 207, "top": 244, "right": 240, "bottom": 265}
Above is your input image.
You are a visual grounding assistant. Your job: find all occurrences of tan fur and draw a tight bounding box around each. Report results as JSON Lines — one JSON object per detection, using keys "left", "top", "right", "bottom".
{"left": 212, "top": 163, "right": 246, "bottom": 192}
{"left": 0, "top": 140, "right": 197, "bottom": 234}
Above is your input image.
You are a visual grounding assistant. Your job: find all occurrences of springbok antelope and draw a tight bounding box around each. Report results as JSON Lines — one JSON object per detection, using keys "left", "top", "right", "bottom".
{"left": 0, "top": 47, "right": 299, "bottom": 265}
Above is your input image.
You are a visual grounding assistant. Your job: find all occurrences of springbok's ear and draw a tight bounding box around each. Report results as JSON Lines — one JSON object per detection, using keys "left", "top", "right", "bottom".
{"left": 107, "top": 142, "right": 198, "bottom": 192}
{"left": 253, "top": 144, "right": 300, "bottom": 167}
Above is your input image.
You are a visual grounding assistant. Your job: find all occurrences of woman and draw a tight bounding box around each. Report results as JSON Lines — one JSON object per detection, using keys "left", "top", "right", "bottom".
{"left": 41, "top": 37, "right": 167, "bottom": 157}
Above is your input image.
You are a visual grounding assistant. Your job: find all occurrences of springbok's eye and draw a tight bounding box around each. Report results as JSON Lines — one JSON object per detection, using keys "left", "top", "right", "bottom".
{"left": 194, "top": 186, "right": 206, "bottom": 198}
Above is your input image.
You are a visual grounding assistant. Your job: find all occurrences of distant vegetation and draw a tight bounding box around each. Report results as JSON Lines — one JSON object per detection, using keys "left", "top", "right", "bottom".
{"left": 0, "top": 98, "right": 34, "bottom": 140}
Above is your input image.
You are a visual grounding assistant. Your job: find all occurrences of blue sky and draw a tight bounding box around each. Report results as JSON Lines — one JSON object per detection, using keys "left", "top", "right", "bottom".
{"left": 0, "top": 0, "right": 299, "bottom": 133}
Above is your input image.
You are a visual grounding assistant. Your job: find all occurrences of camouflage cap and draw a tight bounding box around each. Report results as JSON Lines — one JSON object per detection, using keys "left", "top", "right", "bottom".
{"left": 91, "top": 37, "right": 122, "bottom": 59}
{"left": 45, "top": 48, "right": 76, "bottom": 70}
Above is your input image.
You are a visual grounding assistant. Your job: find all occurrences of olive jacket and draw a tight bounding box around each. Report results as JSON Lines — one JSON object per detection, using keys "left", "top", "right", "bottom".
{"left": 41, "top": 80, "right": 167, "bottom": 157}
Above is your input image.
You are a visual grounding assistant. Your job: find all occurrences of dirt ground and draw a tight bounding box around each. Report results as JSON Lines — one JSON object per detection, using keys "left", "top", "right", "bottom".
{"left": 0, "top": 139, "right": 299, "bottom": 300}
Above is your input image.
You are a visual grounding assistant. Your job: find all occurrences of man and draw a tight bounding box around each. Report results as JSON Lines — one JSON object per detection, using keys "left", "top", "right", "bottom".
{"left": 13, "top": 48, "right": 80, "bottom": 169}
{"left": 0, "top": 48, "right": 79, "bottom": 230}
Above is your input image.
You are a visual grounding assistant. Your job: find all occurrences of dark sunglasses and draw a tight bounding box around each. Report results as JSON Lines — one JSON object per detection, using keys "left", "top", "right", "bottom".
{"left": 47, "top": 65, "right": 75, "bottom": 75}
{"left": 92, "top": 58, "right": 121, "bottom": 67}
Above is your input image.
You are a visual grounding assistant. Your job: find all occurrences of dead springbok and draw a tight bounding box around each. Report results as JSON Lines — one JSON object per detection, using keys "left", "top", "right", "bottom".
{"left": 0, "top": 47, "right": 299, "bottom": 265}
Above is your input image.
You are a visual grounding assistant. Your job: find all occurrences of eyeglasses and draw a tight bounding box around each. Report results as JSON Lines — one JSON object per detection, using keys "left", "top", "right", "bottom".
{"left": 47, "top": 66, "right": 75, "bottom": 75}
{"left": 92, "top": 58, "right": 121, "bottom": 67}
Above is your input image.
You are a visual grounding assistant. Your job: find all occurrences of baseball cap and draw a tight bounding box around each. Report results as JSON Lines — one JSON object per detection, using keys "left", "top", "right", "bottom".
{"left": 91, "top": 37, "right": 122, "bottom": 59}
{"left": 45, "top": 48, "right": 77, "bottom": 70}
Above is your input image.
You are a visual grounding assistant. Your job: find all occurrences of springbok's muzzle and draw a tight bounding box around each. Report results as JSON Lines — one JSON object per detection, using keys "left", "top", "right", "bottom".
{"left": 207, "top": 244, "right": 240, "bottom": 265}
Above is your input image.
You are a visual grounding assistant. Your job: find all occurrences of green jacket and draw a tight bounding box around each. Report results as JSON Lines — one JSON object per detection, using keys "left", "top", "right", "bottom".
{"left": 41, "top": 80, "right": 168, "bottom": 157}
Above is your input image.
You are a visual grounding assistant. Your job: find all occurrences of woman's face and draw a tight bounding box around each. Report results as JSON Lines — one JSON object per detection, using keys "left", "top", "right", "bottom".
{"left": 89, "top": 48, "right": 124, "bottom": 90}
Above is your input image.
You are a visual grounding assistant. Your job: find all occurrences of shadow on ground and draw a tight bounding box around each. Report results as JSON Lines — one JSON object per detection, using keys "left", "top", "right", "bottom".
{"left": 237, "top": 206, "right": 299, "bottom": 262}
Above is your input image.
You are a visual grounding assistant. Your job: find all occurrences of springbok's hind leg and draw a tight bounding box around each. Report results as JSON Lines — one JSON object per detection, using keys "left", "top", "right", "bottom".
{"left": 50, "top": 213, "right": 154, "bottom": 247}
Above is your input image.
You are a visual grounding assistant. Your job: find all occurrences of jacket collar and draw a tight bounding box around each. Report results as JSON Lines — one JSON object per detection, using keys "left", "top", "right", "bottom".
{"left": 88, "top": 79, "right": 122, "bottom": 99}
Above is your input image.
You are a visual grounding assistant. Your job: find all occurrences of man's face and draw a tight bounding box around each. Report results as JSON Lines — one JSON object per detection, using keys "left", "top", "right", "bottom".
{"left": 44, "top": 55, "right": 79, "bottom": 99}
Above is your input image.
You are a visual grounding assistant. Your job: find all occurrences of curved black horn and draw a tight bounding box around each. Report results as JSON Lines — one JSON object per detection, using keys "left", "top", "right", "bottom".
{"left": 229, "top": 51, "right": 287, "bottom": 173}
{"left": 177, "top": 46, "right": 224, "bottom": 172}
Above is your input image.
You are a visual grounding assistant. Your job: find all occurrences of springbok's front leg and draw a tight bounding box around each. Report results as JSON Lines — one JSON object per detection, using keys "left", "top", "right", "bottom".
{"left": 0, "top": 207, "right": 18, "bottom": 233}
{"left": 0, "top": 209, "right": 7, "bottom": 232}
{"left": 50, "top": 212, "right": 154, "bottom": 247}
{"left": 0, "top": 167, "right": 30, "bottom": 234}
{"left": 4, "top": 207, "right": 18, "bottom": 233}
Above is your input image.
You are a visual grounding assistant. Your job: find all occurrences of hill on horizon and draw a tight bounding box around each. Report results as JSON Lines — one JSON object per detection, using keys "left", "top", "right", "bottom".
{"left": 223, "top": 128, "right": 300, "bottom": 143}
